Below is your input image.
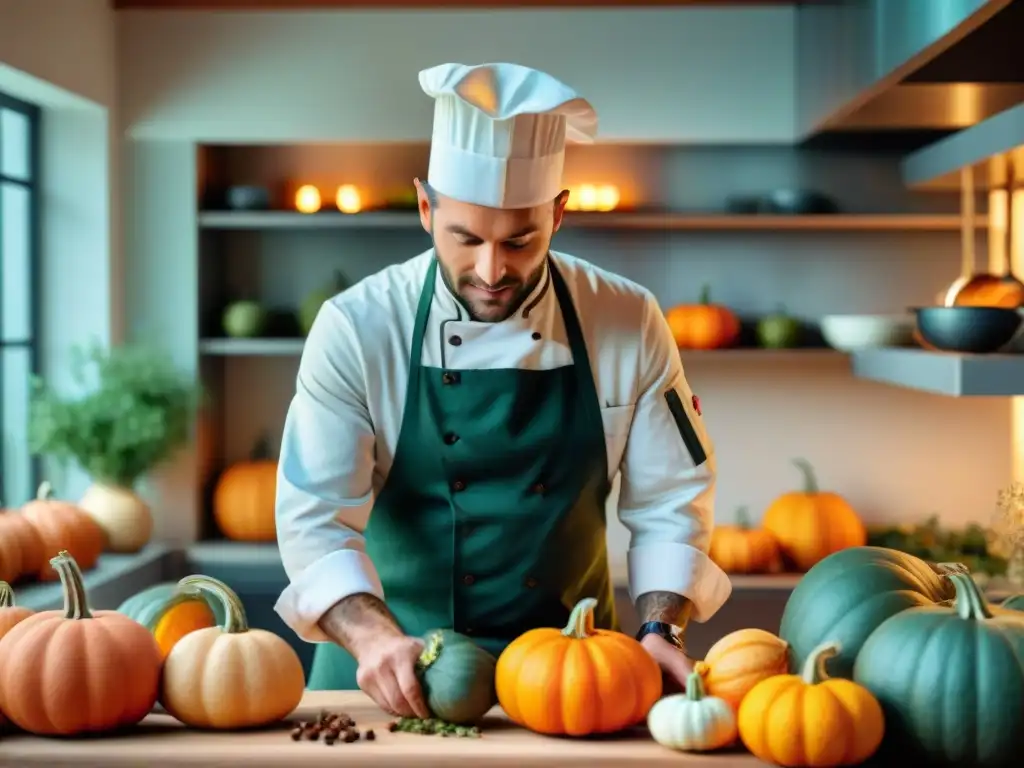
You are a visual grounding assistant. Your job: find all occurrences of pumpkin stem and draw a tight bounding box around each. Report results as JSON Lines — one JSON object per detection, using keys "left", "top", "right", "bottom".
{"left": 416, "top": 630, "right": 444, "bottom": 673}
{"left": 36, "top": 481, "right": 54, "bottom": 500}
{"left": 685, "top": 669, "right": 707, "bottom": 702}
{"left": 52, "top": 550, "right": 93, "bottom": 620}
{"left": 249, "top": 435, "right": 275, "bottom": 462}
{"left": 735, "top": 506, "right": 751, "bottom": 528}
{"left": 698, "top": 285, "right": 712, "bottom": 305}
{"left": 561, "top": 597, "right": 598, "bottom": 639}
{"left": 800, "top": 641, "right": 839, "bottom": 684}
{"left": 0, "top": 581, "right": 14, "bottom": 608}
{"left": 949, "top": 572, "right": 993, "bottom": 621}
{"left": 177, "top": 574, "right": 250, "bottom": 633}
{"left": 792, "top": 458, "right": 819, "bottom": 494}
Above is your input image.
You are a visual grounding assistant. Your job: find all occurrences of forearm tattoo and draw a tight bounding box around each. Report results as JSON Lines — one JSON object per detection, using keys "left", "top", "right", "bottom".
{"left": 635, "top": 590, "right": 694, "bottom": 629}
{"left": 317, "top": 592, "right": 401, "bottom": 652}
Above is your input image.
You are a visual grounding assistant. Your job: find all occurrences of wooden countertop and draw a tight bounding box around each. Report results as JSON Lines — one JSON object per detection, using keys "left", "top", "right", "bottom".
{"left": 0, "top": 691, "right": 768, "bottom": 767}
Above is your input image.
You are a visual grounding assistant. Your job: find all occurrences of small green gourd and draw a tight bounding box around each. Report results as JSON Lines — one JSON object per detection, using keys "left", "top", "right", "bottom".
{"left": 416, "top": 629, "right": 497, "bottom": 725}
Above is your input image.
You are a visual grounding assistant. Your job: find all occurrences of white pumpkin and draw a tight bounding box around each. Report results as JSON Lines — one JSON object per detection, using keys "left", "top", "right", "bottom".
{"left": 79, "top": 483, "right": 154, "bottom": 553}
{"left": 647, "top": 671, "right": 737, "bottom": 752}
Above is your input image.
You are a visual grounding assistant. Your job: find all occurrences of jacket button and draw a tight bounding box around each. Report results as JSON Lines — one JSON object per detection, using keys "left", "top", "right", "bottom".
{"left": 452, "top": 479, "right": 466, "bottom": 492}
{"left": 524, "top": 576, "right": 539, "bottom": 589}
{"left": 462, "top": 574, "right": 475, "bottom": 586}
{"left": 531, "top": 482, "right": 545, "bottom": 494}
{"left": 444, "top": 432, "right": 459, "bottom": 445}
{"left": 449, "top": 335, "right": 463, "bottom": 346}
{"left": 442, "top": 371, "right": 460, "bottom": 385}
{"left": 532, "top": 331, "right": 541, "bottom": 340}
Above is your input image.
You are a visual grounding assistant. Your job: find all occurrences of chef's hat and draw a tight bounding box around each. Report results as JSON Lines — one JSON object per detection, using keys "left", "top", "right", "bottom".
{"left": 419, "top": 62, "right": 598, "bottom": 210}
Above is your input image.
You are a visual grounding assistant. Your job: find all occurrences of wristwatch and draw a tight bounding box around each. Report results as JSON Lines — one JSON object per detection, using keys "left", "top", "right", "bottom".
{"left": 636, "top": 620, "right": 686, "bottom": 652}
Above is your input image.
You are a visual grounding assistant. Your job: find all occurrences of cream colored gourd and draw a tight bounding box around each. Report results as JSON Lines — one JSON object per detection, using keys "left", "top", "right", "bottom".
{"left": 78, "top": 483, "right": 154, "bottom": 553}
{"left": 161, "top": 574, "right": 305, "bottom": 729}
{"left": 647, "top": 670, "right": 737, "bottom": 752}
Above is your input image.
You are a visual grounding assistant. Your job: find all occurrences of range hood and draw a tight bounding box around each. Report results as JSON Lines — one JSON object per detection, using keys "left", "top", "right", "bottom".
{"left": 798, "top": 0, "right": 1024, "bottom": 137}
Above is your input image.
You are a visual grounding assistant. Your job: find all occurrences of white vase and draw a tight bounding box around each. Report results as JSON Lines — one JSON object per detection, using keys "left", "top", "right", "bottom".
{"left": 78, "top": 483, "right": 154, "bottom": 554}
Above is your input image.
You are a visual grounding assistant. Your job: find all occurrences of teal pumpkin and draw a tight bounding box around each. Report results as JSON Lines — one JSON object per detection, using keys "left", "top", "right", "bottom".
{"left": 780, "top": 546, "right": 964, "bottom": 679}
{"left": 117, "top": 582, "right": 225, "bottom": 659}
{"left": 1002, "top": 594, "right": 1024, "bottom": 612}
{"left": 853, "top": 572, "right": 1024, "bottom": 766}
{"left": 416, "top": 630, "right": 497, "bottom": 724}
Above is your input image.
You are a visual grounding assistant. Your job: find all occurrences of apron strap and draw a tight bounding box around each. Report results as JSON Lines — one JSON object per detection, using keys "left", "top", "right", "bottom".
{"left": 547, "top": 257, "right": 604, "bottom": 432}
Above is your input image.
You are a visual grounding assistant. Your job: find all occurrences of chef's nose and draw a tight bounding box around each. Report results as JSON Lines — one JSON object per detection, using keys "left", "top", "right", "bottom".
{"left": 474, "top": 248, "right": 506, "bottom": 287}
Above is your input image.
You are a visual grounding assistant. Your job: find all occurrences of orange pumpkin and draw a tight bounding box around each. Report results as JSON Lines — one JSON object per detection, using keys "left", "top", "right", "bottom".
{"left": 20, "top": 482, "right": 105, "bottom": 580}
{"left": 0, "top": 551, "right": 162, "bottom": 735}
{"left": 213, "top": 438, "right": 278, "bottom": 541}
{"left": 665, "top": 286, "right": 741, "bottom": 350}
{"left": 738, "top": 641, "right": 884, "bottom": 766}
{"left": 0, "top": 509, "right": 44, "bottom": 584}
{"left": 697, "top": 628, "right": 790, "bottom": 711}
{"left": 761, "top": 459, "right": 866, "bottom": 572}
{"left": 495, "top": 597, "right": 662, "bottom": 736}
{"left": 709, "top": 506, "right": 783, "bottom": 574}
{"left": 0, "top": 581, "right": 33, "bottom": 640}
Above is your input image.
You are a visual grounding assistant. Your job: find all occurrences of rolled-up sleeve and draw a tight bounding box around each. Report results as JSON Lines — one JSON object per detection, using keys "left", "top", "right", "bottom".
{"left": 273, "top": 300, "right": 383, "bottom": 643}
{"left": 617, "top": 294, "right": 732, "bottom": 623}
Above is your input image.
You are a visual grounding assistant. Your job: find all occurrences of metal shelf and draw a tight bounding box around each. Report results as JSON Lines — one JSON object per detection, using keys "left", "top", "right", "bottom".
{"left": 199, "top": 338, "right": 305, "bottom": 356}
{"left": 851, "top": 348, "right": 1024, "bottom": 396}
{"left": 198, "top": 210, "right": 978, "bottom": 232}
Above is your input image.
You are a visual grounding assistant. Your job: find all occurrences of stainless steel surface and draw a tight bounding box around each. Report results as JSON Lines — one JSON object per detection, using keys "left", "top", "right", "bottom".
{"left": 797, "top": 0, "right": 1023, "bottom": 137}
{"left": 903, "top": 102, "right": 1024, "bottom": 189}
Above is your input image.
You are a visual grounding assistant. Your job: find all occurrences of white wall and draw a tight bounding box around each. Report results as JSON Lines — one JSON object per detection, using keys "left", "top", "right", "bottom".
{"left": 0, "top": 0, "right": 121, "bottom": 501}
{"left": 116, "top": 7, "right": 796, "bottom": 144}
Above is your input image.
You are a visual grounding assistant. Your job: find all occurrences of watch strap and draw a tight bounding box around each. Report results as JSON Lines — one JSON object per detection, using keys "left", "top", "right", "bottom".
{"left": 635, "top": 620, "right": 686, "bottom": 651}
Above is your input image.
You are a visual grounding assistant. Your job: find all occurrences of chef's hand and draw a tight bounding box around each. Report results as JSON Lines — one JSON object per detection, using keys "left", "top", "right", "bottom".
{"left": 354, "top": 634, "right": 431, "bottom": 719}
{"left": 641, "top": 633, "right": 696, "bottom": 694}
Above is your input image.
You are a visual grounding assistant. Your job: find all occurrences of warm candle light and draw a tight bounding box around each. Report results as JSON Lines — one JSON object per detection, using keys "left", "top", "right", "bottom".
{"left": 596, "top": 185, "right": 620, "bottom": 212}
{"left": 335, "top": 184, "right": 363, "bottom": 214}
{"left": 295, "top": 185, "right": 322, "bottom": 214}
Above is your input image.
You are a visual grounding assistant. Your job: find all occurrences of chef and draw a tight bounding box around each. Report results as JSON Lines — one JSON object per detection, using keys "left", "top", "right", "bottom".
{"left": 274, "top": 62, "right": 731, "bottom": 715}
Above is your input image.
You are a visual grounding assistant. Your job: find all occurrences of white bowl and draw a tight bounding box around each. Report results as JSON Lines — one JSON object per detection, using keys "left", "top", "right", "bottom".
{"left": 819, "top": 314, "right": 915, "bottom": 351}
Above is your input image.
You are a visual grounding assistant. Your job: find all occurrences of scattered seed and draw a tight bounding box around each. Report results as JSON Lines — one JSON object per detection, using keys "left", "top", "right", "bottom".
{"left": 365, "top": 729, "right": 375, "bottom": 741}
{"left": 290, "top": 727, "right": 303, "bottom": 741}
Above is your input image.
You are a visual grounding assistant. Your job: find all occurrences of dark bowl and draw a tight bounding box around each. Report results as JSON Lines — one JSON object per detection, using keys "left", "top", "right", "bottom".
{"left": 913, "top": 306, "right": 1022, "bottom": 353}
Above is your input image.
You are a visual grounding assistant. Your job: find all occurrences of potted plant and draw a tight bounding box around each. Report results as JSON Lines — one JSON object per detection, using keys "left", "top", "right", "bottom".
{"left": 28, "top": 342, "right": 203, "bottom": 553}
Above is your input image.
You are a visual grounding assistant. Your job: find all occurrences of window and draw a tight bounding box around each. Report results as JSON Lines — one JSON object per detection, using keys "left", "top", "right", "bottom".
{"left": 0, "top": 92, "right": 40, "bottom": 506}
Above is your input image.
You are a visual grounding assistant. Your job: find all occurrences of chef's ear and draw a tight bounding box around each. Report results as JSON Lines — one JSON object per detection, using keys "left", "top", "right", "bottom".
{"left": 552, "top": 189, "right": 570, "bottom": 232}
{"left": 414, "top": 178, "right": 436, "bottom": 234}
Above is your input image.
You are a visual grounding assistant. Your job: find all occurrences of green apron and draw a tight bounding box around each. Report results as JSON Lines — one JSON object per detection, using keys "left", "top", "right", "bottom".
{"left": 308, "top": 256, "right": 616, "bottom": 689}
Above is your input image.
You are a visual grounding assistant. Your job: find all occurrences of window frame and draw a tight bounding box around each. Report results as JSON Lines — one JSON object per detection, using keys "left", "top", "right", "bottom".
{"left": 0, "top": 90, "right": 42, "bottom": 505}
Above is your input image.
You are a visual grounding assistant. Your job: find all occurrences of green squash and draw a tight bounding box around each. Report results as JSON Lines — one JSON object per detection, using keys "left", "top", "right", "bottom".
{"left": 117, "top": 582, "right": 225, "bottom": 659}
{"left": 299, "top": 270, "right": 349, "bottom": 336}
{"left": 416, "top": 629, "right": 497, "bottom": 725}
{"left": 853, "top": 572, "right": 1024, "bottom": 767}
{"left": 780, "top": 546, "right": 965, "bottom": 679}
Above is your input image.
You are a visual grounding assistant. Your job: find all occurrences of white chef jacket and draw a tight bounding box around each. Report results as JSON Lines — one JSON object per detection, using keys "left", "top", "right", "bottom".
{"left": 274, "top": 249, "right": 731, "bottom": 643}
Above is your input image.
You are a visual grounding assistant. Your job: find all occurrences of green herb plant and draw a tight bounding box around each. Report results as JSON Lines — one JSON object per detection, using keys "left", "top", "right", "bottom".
{"left": 28, "top": 342, "right": 203, "bottom": 489}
